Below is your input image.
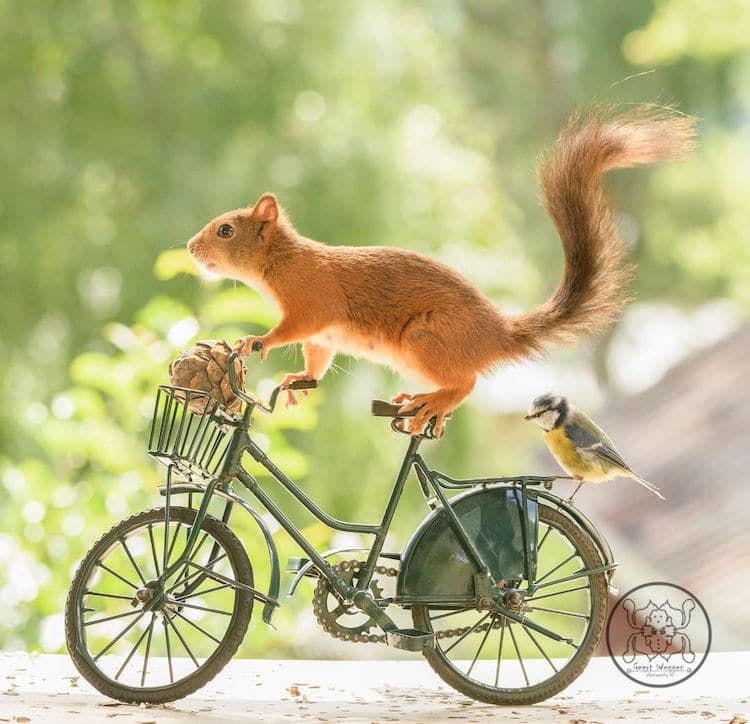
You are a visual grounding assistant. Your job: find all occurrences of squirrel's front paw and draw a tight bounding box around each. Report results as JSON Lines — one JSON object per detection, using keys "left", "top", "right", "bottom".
{"left": 280, "top": 372, "right": 315, "bottom": 407}
{"left": 234, "top": 335, "right": 267, "bottom": 359}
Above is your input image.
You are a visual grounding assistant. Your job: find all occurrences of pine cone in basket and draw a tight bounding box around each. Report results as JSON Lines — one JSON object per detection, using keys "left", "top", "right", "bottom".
{"left": 168, "top": 340, "right": 246, "bottom": 415}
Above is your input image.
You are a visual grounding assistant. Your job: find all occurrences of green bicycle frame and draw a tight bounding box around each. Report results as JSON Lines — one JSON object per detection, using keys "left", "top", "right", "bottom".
{"left": 159, "top": 401, "right": 616, "bottom": 643}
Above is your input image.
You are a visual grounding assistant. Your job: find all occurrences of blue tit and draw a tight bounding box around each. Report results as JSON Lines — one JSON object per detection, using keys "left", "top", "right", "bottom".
{"left": 525, "top": 393, "right": 665, "bottom": 499}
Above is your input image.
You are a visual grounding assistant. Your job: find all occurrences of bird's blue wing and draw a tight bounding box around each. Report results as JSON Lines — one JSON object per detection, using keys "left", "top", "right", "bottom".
{"left": 564, "top": 421, "right": 631, "bottom": 471}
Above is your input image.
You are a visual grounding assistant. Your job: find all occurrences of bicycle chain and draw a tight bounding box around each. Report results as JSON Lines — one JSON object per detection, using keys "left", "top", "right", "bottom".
{"left": 312, "top": 559, "right": 506, "bottom": 645}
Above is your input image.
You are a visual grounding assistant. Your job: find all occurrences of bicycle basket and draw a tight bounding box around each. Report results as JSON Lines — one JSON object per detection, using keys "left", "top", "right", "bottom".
{"left": 147, "top": 385, "right": 241, "bottom": 480}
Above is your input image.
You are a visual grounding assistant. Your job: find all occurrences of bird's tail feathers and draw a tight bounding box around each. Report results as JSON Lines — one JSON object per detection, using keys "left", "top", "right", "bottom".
{"left": 627, "top": 471, "right": 666, "bottom": 500}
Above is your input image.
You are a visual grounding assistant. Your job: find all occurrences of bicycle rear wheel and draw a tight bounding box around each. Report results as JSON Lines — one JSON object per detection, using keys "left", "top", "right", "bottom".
{"left": 65, "top": 506, "right": 253, "bottom": 704}
{"left": 412, "top": 504, "right": 607, "bottom": 705}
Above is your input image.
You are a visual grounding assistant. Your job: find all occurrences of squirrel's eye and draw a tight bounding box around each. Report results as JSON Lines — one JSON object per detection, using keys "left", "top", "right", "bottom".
{"left": 217, "top": 223, "right": 234, "bottom": 238}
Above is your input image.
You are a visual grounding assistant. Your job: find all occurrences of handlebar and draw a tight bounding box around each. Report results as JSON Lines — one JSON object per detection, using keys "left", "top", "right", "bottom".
{"left": 226, "top": 351, "right": 318, "bottom": 414}
{"left": 371, "top": 400, "right": 416, "bottom": 417}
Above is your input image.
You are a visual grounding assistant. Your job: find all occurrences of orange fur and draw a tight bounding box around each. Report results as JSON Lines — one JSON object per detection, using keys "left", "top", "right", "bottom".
{"left": 187, "top": 107, "right": 696, "bottom": 435}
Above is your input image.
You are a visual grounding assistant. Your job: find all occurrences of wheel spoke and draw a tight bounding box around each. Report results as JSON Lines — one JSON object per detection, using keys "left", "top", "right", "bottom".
{"left": 140, "top": 614, "right": 156, "bottom": 686}
{"left": 528, "top": 605, "right": 590, "bottom": 620}
{"left": 84, "top": 609, "right": 142, "bottom": 627}
{"left": 174, "top": 581, "right": 234, "bottom": 602}
{"left": 93, "top": 611, "right": 146, "bottom": 661}
{"left": 97, "top": 561, "right": 138, "bottom": 590}
{"left": 119, "top": 537, "right": 147, "bottom": 586}
{"left": 115, "top": 619, "right": 151, "bottom": 680}
{"left": 507, "top": 623, "right": 529, "bottom": 686}
{"left": 163, "top": 617, "right": 174, "bottom": 683}
{"left": 173, "top": 610, "right": 222, "bottom": 644}
{"left": 535, "top": 552, "right": 578, "bottom": 585}
{"left": 147, "top": 524, "right": 160, "bottom": 578}
{"left": 190, "top": 532, "right": 210, "bottom": 562}
{"left": 443, "top": 612, "right": 491, "bottom": 655}
{"left": 532, "top": 569, "right": 588, "bottom": 591}
{"left": 521, "top": 623, "right": 558, "bottom": 673}
{"left": 430, "top": 607, "right": 472, "bottom": 622}
{"left": 466, "top": 615, "right": 494, "bottom": 677}
{"left": 173, "top": 532, "right": 210, "bottom": 586}
{"left": 164, "top": 615, "right": 200, "bottom": 668}
{"left": 522, "top": 616, "right": 580, "bottom": 650}
{"left": 85, "top": 591, "right": 135, "bottom": 602}
{"left": 174, "top": 600, "right": 233, "bottom": 616}
{"left": 165, "top": 552, "right": 227, "bottom": 594}
{"left": 526, "top": 584, "right": 590, "bottom": 603}
{"left": 165, "top": 521, "right": 183, "bottom": 570}
{"left": 537, "top": 524, "right": 553, "bottom": 553}
{"left": 494, "top": 617, "right": 506, "bottom": 687}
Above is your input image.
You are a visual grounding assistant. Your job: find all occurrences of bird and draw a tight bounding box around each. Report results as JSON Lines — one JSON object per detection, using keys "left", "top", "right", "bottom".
{"left": 525, "top": 393, "right": 665, "bottom": 499}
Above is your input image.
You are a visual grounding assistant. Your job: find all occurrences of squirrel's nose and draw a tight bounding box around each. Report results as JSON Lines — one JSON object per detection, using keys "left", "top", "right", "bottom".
{"left": 187, "top": 237, "right": 196, "bottom": 253}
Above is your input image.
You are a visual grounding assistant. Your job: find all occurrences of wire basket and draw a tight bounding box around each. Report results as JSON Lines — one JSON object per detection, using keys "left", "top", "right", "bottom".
{"left": 147, "top": 385, "right": 241, "bottom": 480}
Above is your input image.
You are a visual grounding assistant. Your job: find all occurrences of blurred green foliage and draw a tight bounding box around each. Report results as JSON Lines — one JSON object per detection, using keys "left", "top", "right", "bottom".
{"left": 0, "top": 0, "right": 747, "bottom": 656}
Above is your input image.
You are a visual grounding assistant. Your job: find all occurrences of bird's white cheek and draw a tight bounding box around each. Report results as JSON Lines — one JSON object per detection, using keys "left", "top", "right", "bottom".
{"left": 538, "top": 410, "right": 558, "bottom": 431}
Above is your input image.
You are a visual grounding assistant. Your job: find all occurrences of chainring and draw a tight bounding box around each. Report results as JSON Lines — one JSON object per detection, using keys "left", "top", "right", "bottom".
{"left": 312, "top": 560, "right": 395, "bottom": 643}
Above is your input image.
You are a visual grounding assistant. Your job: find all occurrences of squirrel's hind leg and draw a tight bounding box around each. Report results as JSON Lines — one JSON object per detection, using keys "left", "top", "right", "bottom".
{"left": 397, "top": 377, "right": 475, "bottom": 437}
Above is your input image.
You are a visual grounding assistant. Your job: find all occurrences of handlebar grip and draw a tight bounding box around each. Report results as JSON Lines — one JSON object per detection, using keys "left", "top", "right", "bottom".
{"left": 285, "top": 379, "right": 318, "bottom": 391}
{"left": 371, "top": 399, "right": 416, "bottom": 418}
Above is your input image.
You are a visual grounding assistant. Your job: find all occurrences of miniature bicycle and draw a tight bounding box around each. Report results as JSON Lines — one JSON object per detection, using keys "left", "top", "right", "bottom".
{"left": 65, "top": 352, "right": 618, "bottom": 705}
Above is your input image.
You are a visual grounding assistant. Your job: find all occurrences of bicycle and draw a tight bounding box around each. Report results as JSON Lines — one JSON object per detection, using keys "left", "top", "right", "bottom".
{"left": 65, "top": 351, "right": 618, "bottom": 705}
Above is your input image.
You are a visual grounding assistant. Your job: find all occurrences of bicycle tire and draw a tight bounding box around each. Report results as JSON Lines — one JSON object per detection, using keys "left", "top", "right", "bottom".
{"left": 65, "top": 506, "right": 253, "bottom": 704}
{"left": 412, "top": 503, "right": 608, "bottom": 705}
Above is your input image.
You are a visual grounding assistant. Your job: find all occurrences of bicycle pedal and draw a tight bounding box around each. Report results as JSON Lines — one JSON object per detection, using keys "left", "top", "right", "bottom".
{"left": 385, "top": 627, "right": 435, "bottom": 652}
{"left": 286, "top": 557, "right": 318, "bottom": 577}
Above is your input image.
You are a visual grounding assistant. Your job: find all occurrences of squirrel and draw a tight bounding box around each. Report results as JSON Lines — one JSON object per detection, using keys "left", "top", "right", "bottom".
{"left": 187, "top": 106, "right": 696, "bottom": 436}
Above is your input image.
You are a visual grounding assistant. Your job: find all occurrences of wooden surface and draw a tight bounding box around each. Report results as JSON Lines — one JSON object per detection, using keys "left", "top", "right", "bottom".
{"left": 1, "top": 651, "right": 748, "bottom": 723}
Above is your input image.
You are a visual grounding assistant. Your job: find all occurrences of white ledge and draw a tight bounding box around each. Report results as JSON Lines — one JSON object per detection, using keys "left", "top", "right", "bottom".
{"left": 1, "top": 651, "right": 748, "bottom": 723}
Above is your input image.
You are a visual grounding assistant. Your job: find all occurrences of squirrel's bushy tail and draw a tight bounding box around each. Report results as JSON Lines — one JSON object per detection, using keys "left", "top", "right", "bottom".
{"left": 506, "top": 106, "right": 697, "bottom": 356}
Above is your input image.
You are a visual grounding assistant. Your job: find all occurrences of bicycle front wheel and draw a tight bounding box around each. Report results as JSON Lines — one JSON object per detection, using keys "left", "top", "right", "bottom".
{"left": 412, "top": 503, "right": 608, "bottom": 705}
{"left": 65, "top": 506, "right": 253, "bottom": 704}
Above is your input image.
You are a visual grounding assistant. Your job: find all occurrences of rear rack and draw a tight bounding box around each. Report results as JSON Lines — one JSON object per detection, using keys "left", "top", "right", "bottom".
{"left": 431, "top": 472, "right": 569, "bottom": 490}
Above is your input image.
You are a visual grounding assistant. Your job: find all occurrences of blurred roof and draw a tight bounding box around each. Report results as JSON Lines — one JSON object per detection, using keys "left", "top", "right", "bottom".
{"left": 540, "top": 324, "right": 750, "bottom": 650}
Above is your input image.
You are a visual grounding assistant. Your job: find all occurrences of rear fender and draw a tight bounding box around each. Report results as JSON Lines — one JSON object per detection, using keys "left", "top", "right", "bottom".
{"left": 397, "top": 486, "right": 538, "bottom": 599}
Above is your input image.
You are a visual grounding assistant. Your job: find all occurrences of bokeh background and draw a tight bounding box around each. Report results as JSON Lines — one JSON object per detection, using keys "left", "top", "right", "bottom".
{"left": 1, "top": 0, "right": 748, "bottom": 658}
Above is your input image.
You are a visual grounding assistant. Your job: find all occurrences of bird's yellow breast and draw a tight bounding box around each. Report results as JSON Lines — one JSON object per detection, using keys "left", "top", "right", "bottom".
{"left": 543, "top": 427, "right": 597, "bottom": 479}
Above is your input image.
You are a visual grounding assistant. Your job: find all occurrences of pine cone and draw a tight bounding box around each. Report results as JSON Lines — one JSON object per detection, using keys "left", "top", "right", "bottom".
{"left": 168, "top": 340, "right": 246, "bottom": 415}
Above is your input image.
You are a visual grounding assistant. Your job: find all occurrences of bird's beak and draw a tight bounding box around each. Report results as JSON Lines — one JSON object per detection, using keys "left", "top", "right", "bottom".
{"left": 523, "top": 414, "right": 531, "bottom": 420}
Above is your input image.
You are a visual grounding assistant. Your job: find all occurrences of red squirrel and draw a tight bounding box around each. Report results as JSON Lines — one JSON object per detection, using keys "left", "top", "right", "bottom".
{"left": 187, "top": 107, "right": 696, "bottom": 436}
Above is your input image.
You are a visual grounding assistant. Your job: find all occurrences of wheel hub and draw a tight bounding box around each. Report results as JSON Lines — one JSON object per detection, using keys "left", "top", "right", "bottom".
{"left": 134, "top": 587, "right": 153, "bottom": 604}
{"left": 132, "top": 581, "right": 165, "bottom": 612}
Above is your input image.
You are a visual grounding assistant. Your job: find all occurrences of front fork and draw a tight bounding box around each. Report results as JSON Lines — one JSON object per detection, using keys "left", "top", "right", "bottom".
{"left": 135, "top": 469, "right": 234, "bottom": 613}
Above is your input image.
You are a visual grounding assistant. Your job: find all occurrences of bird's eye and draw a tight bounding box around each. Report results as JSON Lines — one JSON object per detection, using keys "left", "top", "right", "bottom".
{"left": 217, "top": 223, "right": 234, "bottom": 239}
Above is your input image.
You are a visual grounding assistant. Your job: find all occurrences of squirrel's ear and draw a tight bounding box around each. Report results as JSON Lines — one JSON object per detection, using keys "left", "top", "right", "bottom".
{"left": 251, "top": 193, "right": 279, "bottom": 223}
